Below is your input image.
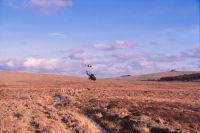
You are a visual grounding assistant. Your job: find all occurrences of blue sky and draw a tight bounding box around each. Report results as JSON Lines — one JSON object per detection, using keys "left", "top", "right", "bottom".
{"left": 0, "top": 0, "right": 199, "bottom": 77}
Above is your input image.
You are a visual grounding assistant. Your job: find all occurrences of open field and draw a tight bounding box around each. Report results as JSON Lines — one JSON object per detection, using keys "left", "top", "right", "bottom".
{"left": 0, "top": 72, "right": 200, "bottom": 133}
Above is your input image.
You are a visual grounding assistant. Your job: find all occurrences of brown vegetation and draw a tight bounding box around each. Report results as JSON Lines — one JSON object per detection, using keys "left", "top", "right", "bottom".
{"left": 159, "top": 73, "right": 200, "bottom": 81}
{"left": 0, "top": 72, "right": 200, "bottom": 133}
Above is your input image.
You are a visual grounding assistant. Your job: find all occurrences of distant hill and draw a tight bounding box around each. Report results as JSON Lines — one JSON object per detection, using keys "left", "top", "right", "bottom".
{"left": 159, "top": 73, "right": 200, "bottom": 81}
{"left": 118, "top": 71, "right": 200, "bottom": 81}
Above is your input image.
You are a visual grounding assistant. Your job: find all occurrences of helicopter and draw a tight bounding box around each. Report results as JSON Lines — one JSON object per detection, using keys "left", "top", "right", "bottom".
{"left": 86, "top": 70, "right": 96, "bottom": 81}
{"left": 85, "top": 64, "right": 96, "bottom": 81}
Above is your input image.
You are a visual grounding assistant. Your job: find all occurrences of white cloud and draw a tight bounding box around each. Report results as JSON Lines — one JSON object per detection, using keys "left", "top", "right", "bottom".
{"left": 184, "top": 48, "right": 200, "bottom": 58}
{"left": 23, "top": 57, "right": 63, "bottom": 70}
{"left": 4, "top": 58, "right": 24, "bottom": 68}
{"left": 112, "top": 52, "right": 144, "bottom": 60}
{"left": 26, "top": 0, "right": 69, "bottom": 8}
{"left": 137, "top": 60, "right": 154, "bottom": 68}
{"left": 0, "top": 57, "right": 83, "bottom": 75}
{"left": 48, "top": 32, "right": 65, "bottom": 36}
{"left": 69, "top": 52, "right": 91, "bottom": 61}
{"left": 93, "top": 43, "right": 111, "bottom": 50}
{"left": 68, "top": 49, "right": 91, "bottom": 63}
{"left": 92, "top": 40, "right": 133, "bottom": 51}
{"left": 4, "top": 0, "right": 73, "bottom": 15}
{"left": 114, "top": 40, "right": 131, "bottom": 49}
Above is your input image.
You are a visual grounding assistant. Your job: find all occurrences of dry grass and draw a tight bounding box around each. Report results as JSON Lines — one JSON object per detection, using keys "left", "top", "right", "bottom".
{"left": 0, "top": 71, "right": 200, "bottom": 133}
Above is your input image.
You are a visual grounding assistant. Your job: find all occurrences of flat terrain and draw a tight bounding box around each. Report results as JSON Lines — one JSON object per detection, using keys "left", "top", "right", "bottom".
{"left": 0, "top": 72, "right": 200, "bottom": 133}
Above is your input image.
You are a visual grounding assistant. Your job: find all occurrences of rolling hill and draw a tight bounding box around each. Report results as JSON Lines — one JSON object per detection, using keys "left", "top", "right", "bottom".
{"left": 118, "top": 70, "right": 200, "bottom": 81}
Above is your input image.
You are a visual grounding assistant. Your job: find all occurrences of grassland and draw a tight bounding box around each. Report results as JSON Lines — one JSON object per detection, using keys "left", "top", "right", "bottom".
{"left": 0, "top": 72, "right": 200, "bottom": 133}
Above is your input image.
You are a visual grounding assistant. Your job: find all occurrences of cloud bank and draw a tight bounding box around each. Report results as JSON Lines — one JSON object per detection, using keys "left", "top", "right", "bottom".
{"left": 0, "top": 47, "right": 199, "bottom": 77}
